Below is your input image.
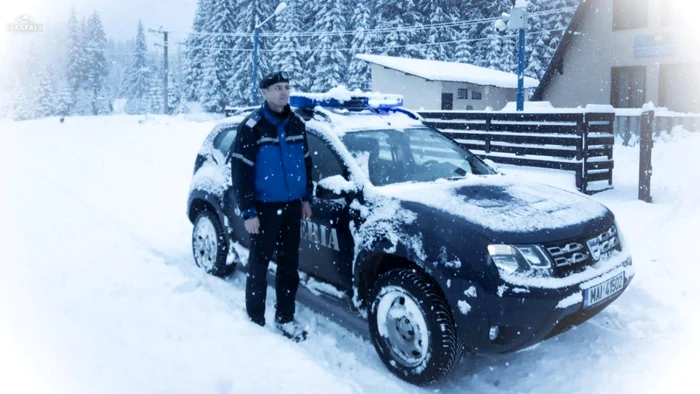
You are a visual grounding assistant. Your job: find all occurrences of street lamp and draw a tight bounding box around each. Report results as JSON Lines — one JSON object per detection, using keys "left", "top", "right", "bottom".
{"left": 251, "top": 1, "right": 287, "bottom": 105}
{"left": 496, "top": 0, "right": 528, "bottom": 111}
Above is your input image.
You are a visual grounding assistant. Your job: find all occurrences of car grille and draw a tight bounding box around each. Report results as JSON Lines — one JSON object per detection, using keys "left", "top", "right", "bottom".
{"left": 544, "top": 225, "right": 621, "bottom": 278}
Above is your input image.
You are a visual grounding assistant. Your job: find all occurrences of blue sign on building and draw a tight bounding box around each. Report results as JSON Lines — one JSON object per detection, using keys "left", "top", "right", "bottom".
{"left": 634, "top": 34, "right": 675, "bottom": 58}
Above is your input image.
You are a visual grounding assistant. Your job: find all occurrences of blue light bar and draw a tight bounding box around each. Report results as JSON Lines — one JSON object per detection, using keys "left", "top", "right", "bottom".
{"left": 290, "top": 93, "right": 404, "bottom": 110}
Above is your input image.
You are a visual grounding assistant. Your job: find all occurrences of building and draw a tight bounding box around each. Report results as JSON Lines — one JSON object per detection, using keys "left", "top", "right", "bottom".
{"left": 356, "top": 54, "right": 539, "bottom": 111}
{"left": 533, "top": 0, "right": 700, "bottom": 113}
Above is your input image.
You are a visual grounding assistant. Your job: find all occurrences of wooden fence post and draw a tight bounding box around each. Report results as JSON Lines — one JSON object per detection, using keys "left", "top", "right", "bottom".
{"left": 639, "top": 110, "right": 654, "bottom": 202}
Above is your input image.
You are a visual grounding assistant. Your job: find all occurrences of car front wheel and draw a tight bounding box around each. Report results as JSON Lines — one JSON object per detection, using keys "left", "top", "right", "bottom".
{"left": 191, "top": 209, "right": 234, "bottom": 277}
{"left": 368, "top": 268, "right": 463, "bottom": 385}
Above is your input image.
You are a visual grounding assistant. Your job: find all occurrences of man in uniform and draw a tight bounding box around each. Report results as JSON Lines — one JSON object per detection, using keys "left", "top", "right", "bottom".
{"left": 230, "top": 71, "right": 313, "bottom": 342}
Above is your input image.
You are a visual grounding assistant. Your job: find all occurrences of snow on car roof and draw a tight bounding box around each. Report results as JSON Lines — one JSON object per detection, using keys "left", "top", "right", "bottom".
{"left": 308, "top": 107, "right": 426, "bottom": 136}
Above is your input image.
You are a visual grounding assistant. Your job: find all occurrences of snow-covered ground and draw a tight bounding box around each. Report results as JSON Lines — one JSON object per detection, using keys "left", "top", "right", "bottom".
{"left": 1, "top": 114, "right": 699, "bottom": 394}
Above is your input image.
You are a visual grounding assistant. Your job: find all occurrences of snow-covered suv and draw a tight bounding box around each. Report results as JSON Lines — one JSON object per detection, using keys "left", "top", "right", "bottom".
{"left": 186, "top": 90, "right": 635, "bottom": 385}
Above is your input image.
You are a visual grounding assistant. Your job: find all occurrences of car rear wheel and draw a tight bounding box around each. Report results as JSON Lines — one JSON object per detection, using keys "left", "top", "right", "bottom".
{"left": 368, "top": 268, "right": 463, "bottom": 385}
{"left": 192, "top": 209, "right": 234, "bottom": 277}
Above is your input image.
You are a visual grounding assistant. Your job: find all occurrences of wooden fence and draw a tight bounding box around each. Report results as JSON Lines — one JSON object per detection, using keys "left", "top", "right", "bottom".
{"left": 417, "top": 110, "right": 616, "bottom": 194}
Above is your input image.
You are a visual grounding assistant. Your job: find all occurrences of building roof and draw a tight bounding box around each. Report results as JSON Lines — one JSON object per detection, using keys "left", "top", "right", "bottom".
{"left": 532, "top": 0, "right": 593, "bottom": 100}
{"left": 356, "top": 53, "right": 539, "bottom": 89}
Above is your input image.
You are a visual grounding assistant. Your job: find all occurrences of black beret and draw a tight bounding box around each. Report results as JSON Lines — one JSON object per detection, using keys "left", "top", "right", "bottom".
{"left": 259, "top": 71, "right": 290, "bottom": 89}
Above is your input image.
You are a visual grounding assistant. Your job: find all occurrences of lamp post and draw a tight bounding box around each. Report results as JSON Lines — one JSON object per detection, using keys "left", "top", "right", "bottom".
{"left": 496, "top": 1, "right": 529, "bottom": 111}
{"left": 251, "top": 2, "right": 287, "bottom": 105}
{"left": 510, "top": 1, "right": 528, "bottom": 112}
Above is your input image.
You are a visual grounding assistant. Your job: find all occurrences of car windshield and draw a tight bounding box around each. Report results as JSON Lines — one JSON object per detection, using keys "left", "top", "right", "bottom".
{"left": 341, "top": 127, "right": 496, "bottom": 186}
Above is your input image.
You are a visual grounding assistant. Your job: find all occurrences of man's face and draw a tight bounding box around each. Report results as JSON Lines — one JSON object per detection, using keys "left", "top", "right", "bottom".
{"left": 262, "top": 82, "right": 291, "bottom": 108}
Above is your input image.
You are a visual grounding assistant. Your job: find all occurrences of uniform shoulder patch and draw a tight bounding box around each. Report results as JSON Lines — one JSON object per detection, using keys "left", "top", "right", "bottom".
{"left": 245, "top": 117, "right": 258, "bottom": 128}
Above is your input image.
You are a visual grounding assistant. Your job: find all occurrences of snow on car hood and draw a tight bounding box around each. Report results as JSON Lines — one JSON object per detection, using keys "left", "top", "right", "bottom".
{"left": 375, "top": 175, "right": 610, "bottom": 234}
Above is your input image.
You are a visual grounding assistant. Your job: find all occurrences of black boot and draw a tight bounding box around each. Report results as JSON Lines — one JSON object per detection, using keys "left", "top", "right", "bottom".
{"left": 275, "top": 320, "right": 308, "bottom": 342}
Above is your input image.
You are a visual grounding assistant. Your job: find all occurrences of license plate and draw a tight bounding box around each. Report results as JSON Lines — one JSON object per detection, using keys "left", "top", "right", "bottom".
{"left": 583, "top": 272, "right": 625, "bottom": 308}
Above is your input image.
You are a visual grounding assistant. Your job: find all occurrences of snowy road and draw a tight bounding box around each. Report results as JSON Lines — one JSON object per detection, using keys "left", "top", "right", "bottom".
{"left": 1, "top": 115, "right": 698, "bottom": 393}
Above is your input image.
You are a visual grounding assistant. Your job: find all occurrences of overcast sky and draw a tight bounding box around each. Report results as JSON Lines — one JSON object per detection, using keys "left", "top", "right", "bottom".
{"left": 2, "top": 0, "right": 199, "bottom": 41}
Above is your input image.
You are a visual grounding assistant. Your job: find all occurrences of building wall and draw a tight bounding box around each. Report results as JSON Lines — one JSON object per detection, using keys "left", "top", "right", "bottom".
{"left": 369, "top": 64, "right": 520, "bottom": 111}
{"left": 441, "top": 81, "right": 518, "bottom": 111}
{"left": 542, "top": 0, "right": 700, "bottom": 112}
{"left": 369, "top": 64, "right": 442, "bottom": 110}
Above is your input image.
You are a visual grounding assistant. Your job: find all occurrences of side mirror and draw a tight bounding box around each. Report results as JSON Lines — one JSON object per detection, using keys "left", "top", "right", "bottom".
{"left": 316, "top": 175, "right": 358, "bottom": 200}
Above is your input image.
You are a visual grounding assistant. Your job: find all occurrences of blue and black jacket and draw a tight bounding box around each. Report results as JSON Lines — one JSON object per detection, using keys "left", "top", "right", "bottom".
{"left": 231, "top": 102, "right": 313, "bottom": 219}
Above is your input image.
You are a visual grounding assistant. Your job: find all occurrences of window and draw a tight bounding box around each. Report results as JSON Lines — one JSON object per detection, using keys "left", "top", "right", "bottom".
{"left": 465, "top": 105, "right": 474, "bottom": 110}
{"left": 341, "top": 127, "right": 495, "bottom": 186}
{"left": 611, "top": 66, "right": 646, "bottom": 108}
{"left": 458, "top": 88, "right": 468, "bottom": 99}
{"left": 214, "top": 127, "right": 237, "bottom": 156}
{"left": 471, "top": 90, "right": 482, "bottom": 100}
{"left": 613, "top": 0, "right": 648, "bottom": 31}
{"left": 307, "top": 133, "right": 344, "bottom": 183}
{"left": 659, "top": 63, "right": 699, "bottom": 113}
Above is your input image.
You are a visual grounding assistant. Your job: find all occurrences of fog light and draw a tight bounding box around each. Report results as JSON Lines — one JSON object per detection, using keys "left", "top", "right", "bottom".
{"left": 489, "top": 325, "right": 499, "bottom": 341}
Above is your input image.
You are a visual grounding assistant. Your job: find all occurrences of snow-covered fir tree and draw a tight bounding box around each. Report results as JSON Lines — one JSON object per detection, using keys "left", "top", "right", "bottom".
{"left": 78, "top": 18, "right": 91, "bottom": 91}
{"left": 54, "top": 78, "right": 74, "bottom": 116}
{"left": 66, "top": 7, "right": 84, "bottom": 101}
{"left": 11, "top": 81, "right": 33, "bottom": 121}
{"left": 308, "top": 0, "right": 348, "bottom": 92}
{"left": 183, "top": 0, "right": 209, "bottom": 101}
{"left": 123, "top": 20, "right": 152, "bottom": 114}
{"left": 271, "top": 1, "right": 310, "bottom": 93}
{"left": 372, "top": 0, "right": 423, "bottom": 58}
{"left": 73, "top": 87, "right": 94, "bottom": 116}
{"left": 454, "top": 26, "right": 473, "bottom": 64}
{"left": 546, "top": 0, "right": 577, "bottom": 61}
{"left": 347, "top": 2, "right": 372, "bottom": 91}
{"left": 35, "top": 66, "right": 56, "bottom": 118}
{"left": 147, "top": 77, "right": 164, "bottom": 114}
{"left": 526, "top": 0, "right": 551, "bottom": 80}
{"left": 421, "top": 0, "right": 453, "bottom": 61}
{"left": 168, "top": 70, "right": 182, "bottom": 114}
{"left": 199, "top": 0, "right": 238, "bottom": 111}
{"left": 227, "top": 0, "right": 276, "bottom": 106}
{"left": 85, "top": 11, "right": 110, "bottom": 115}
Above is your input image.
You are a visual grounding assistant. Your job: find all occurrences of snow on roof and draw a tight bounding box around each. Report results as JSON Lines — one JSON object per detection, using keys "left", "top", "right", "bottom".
{"left": 310, "top": 108, "right": 425, "bottom": 136}
{"left": 356, "top": 53, "right": 539, "bottom": 89}
{"left": 293, "top": 86, "right": 402, "bottom": 102}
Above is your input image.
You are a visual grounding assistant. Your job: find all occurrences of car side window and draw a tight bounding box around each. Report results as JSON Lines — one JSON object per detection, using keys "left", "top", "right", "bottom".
{"left": 307, "top": 133, "right": 344, "bottom": 183}
{"left": 214, "top": 127, "right": 237, "bottom": 156}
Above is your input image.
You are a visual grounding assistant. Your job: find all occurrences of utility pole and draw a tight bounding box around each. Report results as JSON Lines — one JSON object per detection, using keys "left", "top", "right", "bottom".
{"left": 149, "top": 27, "right": 169, "bottom": 115}
{"left": 496, "top": 1, "right": 529, "bottom": 111}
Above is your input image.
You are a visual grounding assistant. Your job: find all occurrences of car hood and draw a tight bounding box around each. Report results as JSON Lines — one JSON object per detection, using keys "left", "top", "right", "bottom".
{"left": 374, "top": 175, "right": 613, "bottom": 244}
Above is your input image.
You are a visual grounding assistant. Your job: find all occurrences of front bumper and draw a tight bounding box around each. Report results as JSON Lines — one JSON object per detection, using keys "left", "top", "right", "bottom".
{"left": 448, "top": 255, "right": 634, "bottom": 354}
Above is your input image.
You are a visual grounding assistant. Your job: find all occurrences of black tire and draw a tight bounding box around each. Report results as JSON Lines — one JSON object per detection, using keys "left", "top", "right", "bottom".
{"left": 368, "top": 268, "right": 463, "bottom": 385}
{"left": 191, "top": 209, "right": 235, "bottom": 278}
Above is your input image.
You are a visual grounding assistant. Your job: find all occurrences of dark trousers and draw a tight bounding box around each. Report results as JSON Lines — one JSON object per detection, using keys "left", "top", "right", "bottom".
{"left": 246, "top": 201, "right": 302, "bottom": 326}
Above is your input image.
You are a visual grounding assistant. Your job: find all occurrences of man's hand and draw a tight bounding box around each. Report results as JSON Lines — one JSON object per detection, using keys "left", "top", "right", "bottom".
{"left": 302, "top": 201, "right": 313, "bottom": 220}
{"left": 244, "top": 217, "right": 260, "bottom": 234}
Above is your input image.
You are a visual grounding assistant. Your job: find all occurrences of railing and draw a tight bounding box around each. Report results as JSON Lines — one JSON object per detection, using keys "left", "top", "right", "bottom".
{"left": 417, "top": 110, "right": 616, "bottom": 194}
{"left": 614, "top": 109, "right": 700, "bottom": 146}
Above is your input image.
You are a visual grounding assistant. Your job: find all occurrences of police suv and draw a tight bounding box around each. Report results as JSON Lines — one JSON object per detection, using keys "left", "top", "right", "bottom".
{"left": 187, "top": 91, "right": 634, "bottom": 385}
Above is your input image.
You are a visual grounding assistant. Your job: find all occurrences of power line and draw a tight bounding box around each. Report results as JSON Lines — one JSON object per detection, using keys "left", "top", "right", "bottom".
{"left": 181, "top": 28, "right": 569, "bottom": 54}
{"left": 168, "top": 7, "right": 577, "bottom": 39}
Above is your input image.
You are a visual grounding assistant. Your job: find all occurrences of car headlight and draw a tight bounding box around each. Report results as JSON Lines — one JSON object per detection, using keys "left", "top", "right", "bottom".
{"left": 487, "top": 244, "right": 552, "bottom": 276}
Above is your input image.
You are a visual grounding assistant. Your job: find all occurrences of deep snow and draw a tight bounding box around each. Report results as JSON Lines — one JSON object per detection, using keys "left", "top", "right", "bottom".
{"left": 1, "top": 114, "right": 699, "bottom": 393}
